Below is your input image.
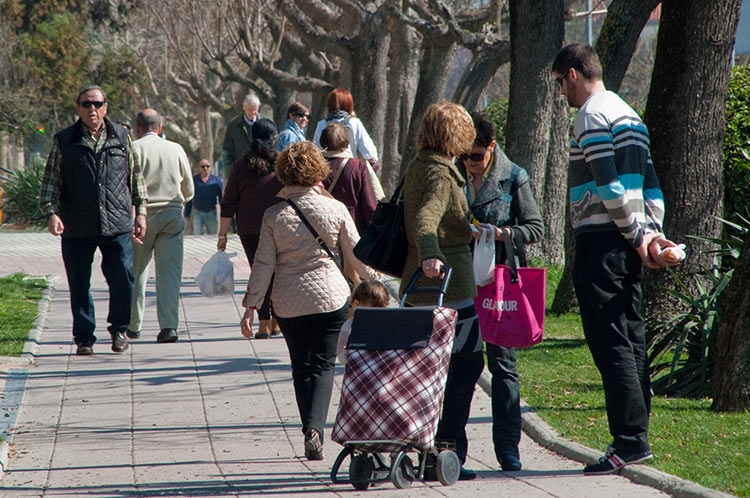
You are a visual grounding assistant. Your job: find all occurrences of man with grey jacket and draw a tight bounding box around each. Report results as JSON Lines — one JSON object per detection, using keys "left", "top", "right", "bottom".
{"left": 127, "top": 109, "right": 194, "bottom": 344}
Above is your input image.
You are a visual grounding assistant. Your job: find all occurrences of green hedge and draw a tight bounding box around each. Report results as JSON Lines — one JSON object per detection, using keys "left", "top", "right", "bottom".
{"left": 723, "top": 65, "right": 750, "bottom": 222}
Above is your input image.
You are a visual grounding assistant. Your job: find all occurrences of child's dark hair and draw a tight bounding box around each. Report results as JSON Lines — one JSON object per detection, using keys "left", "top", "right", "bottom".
{"left": 351, "top": 280, "right": 389, "bottom": 308}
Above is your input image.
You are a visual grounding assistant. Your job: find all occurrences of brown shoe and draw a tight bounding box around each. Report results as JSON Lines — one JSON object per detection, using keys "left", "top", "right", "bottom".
{"left": 111, "top": 332, "right": 129, "bottom": 353}
{"left": 270, "top": 317, "right": 282, "bottom": 336}
{"left": 255, "top": 320, "right": 271, "bottom": 339}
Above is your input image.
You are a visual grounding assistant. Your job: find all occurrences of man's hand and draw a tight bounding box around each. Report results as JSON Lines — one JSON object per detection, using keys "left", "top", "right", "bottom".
{"left": 47, "top": 214, "right": 64, "bottom": 236}
{"left": 636, "top": 232, "right": 681, "bottom": 269}
{"left": 132, "top": 214, "right": 147, "bottom": 244}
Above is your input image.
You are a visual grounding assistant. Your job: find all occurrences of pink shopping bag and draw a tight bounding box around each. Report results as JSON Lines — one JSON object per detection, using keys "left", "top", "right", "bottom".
{"left": 474, "top": 264, "right": 546, "bottom": 349}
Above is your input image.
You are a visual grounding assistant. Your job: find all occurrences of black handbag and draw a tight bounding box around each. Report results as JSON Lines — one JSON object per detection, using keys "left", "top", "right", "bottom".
{"left": 353, "top": 178, "right": 407, "bottom": 277}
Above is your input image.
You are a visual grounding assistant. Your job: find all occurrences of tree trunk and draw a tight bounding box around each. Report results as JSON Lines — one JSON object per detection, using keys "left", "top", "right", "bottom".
{"left": 453, "top": 39, "right": 511, "bottom": 112}
{"left": 351, "top": 7, "right": 390, "bottom": 163}
{"left": 401, "top": 37, "right": 456, "bottom": 172}
{"left": 595, "top": 0, "right": 661, "bottom": 92}
{"left": 642, "top": 0, "right": 742, "bottom": 320}
{"left": 381, "top": 18, "right": 419, "bottom": 195}
{"left": 505, "top": 0, "right": 566, "bottom": 265}
{"left": 198, "top": 104, "right": 214, "bottom": 167}
{"left": 712, "top": 232, "right": 750, "bottom": 412}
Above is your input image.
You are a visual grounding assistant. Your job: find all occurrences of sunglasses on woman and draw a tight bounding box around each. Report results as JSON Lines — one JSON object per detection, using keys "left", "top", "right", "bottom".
{"left": 458, "top": 152, "right": 486, "bottom": 162}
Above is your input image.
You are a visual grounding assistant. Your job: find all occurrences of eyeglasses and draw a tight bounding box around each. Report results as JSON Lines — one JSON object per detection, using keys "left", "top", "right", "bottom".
{"left": 555, "top": 69, "right": 570, "bottom": 87}
{"left": 200, "top": 165, "right": 211, "bottom": 169}
{"left": 78, "top": 101, "right": 106, "bottom": 109}
{"left": 458, "top": 152, "right": 486, "bottom": 162}
{"left": 294, "top": 113, "right": 311, "bottom": 119}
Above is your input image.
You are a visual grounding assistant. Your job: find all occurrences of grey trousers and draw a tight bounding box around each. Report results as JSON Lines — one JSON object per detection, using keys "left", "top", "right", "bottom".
{"left": 130, "top": 209, "right": 186, "bottom": 332}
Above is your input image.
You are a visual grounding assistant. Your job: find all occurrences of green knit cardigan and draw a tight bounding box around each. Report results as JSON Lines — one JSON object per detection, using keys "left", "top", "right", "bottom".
{"left": 399, "top": 149, "right": 475, "bottom": 305}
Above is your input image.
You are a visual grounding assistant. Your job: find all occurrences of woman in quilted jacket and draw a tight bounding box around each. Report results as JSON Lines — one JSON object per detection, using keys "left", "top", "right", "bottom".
{"left": 241, "top": 141, "right": 377, "bottom": 461}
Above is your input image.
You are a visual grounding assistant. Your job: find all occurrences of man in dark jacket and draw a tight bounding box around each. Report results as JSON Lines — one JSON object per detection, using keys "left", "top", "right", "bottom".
{"left": 220, "top": 92, "right": 260, "bottom": 178}
{"left": 39, "top": 85, "right": 148, "bottom": 356}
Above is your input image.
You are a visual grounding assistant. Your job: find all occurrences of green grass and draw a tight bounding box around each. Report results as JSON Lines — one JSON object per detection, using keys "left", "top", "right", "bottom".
{"left": 0, "top": 273, "right": 47, "bottom": 356}
{"left": 517, "top": 310, "right": 749, "bottom": 497}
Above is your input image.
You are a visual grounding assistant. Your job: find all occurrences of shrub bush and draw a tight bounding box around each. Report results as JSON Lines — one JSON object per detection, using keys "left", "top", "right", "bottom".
{"left": 481, "top": 98, "right": 508, "bottom": 147}
{"left": 1, "top": 158, "right": 46, "bottom": 228}
{"left": 648, "top": 216, "right": 748, "bottom": 398}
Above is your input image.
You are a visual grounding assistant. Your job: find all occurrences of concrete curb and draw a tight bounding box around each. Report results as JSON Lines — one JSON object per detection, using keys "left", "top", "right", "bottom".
{"left": 476, "top": 371, "right": 736, "bottom": 498}
{"left": 0, "top": 276, "right": 57, "bottom": 476}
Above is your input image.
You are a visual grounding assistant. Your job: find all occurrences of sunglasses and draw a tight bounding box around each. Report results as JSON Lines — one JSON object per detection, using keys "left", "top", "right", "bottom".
{"left": 294, "top": 113, "right": 311, "bottom": 118}
{"left": 78, "top": 101, "right": 106, "bottom": 109}
{"left": 555, "top": 69, "right": 570, "bottom": 87}
{"left": 458, "top": 152, "right": 486, "bottom": 162}
{"left": 200, "top": 165, "right": 211, "bottom": 169}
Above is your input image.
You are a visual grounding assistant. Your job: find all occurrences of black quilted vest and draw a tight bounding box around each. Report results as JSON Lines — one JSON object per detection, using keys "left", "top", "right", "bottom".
{"left": 56, "top": 119, "right": 133, "bottom": 237}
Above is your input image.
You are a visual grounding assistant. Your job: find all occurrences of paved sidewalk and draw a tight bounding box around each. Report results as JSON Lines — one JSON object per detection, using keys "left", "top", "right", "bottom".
{"left": 0, "top": 233, "right": 732, "bottom": 497}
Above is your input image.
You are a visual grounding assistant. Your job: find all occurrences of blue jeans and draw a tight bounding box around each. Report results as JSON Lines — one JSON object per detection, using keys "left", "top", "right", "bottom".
{"left": 192, "top": 209, "right": 218, "bottom": 235}
{"left": 573, "top": 232, "right": 651, "bottom": 455}
{"left": 486, "top": 343, "right": 522, "bottom": 462}
{"left": 61, "top": 233, "right": 134, "bottom": 346}
{"left": 276, "top": 305, "right": 347, "bottom": 441}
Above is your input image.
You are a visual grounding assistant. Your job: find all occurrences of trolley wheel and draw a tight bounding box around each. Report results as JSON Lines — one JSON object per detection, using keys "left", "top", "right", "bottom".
{"left": 435, "top": 450, "right": 460, "bottom": 486}
{"left": 391, "top": 455, "right": 415, "bottom": 489}
{"left": 349, "top": 454, "right": 374, "bottom": 490}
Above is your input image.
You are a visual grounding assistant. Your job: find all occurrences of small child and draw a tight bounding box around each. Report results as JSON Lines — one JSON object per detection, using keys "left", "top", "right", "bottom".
{"left": 337, "top": 279, "right": 390, "bottom": 365}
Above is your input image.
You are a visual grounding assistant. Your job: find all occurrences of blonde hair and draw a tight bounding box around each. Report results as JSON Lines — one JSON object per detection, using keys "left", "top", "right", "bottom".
{"left": 416, "top": 102, "right": 475, "bottom": 157}
{"left": 275, "top": 141, "right": 330, "bottom": 187}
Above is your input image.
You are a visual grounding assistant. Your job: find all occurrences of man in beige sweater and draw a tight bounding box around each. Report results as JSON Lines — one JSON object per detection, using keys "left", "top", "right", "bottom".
{"left": 128, "top": 109, "right": 194, "bottom": 343}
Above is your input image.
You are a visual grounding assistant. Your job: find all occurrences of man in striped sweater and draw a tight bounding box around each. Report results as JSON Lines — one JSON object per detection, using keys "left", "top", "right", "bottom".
{"left": 552, "top": 43, "right": 680, "bottom": 476}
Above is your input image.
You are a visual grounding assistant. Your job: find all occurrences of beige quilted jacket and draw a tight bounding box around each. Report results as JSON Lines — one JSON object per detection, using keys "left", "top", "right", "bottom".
{"left": 243, "top": 185, "right": 377, "bottom": 318}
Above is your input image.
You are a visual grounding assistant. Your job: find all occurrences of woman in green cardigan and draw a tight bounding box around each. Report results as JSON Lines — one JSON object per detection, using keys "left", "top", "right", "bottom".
{"left": 400, "top": 102, "right": 482, "bottom": 480}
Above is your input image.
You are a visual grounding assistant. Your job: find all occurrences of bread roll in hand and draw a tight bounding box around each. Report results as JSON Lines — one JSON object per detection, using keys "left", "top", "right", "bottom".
{"left": 661, "top": 244, "right": 686, "bottom": 263}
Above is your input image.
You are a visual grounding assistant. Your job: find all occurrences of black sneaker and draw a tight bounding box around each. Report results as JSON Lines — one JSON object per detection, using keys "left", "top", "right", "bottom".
{"left": 157, "top": 328, "right": 178, "bottom": 343}
{"left": 501, "top": 454, "right": 522, "bottom": 472}
{"left": 76, "top": 344, "right": 94, "bottom": 355}
{"left": 458, "top": 466, "right": 477, "bottom": 480}
{"left": 583, "top": 446, "right": 653, "bottom": 475}
{"left": 304, "top": 428, "right": 324, "bottom": 461}
{"left": 111, "top": 332, "right": 129, "bottom": 353}
{"left": 126, "top": 329, "right": 141, "bottom": 339}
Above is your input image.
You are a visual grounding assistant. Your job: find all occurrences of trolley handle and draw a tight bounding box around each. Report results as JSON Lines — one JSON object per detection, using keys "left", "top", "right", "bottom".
{"left": 399, "top": 265, "right": 452, "bottom": 308}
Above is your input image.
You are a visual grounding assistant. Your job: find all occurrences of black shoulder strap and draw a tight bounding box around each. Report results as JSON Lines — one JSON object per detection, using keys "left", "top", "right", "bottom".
{"left": 287, "top": 199, "right": 353, "bottom": 286}
{"left": 286, "top": 199, "right": 336, "bottom": 259}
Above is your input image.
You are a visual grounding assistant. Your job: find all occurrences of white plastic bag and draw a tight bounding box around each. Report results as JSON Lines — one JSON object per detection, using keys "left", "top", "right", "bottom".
{"left": 195, "top": 251, "right": 236, "bottom": 297}
{"left": 473, "top": 227, "right": 496, "bottom": 287}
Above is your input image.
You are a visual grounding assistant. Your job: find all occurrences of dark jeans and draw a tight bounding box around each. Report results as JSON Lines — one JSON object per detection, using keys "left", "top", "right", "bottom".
{"left": 276, "top": 305, "right": 348, "bottom": 441}
{"left": 435, "top": 349, "right": 485, "bottom": 464}
{"left": 240, "top": 234, "right": 273, "bottom": 320}
{"left": 573, "top": 231, "right": 651, "bottom": 455}
{"left": 61, "top": 233, "right": 134, "bottom": 346}
{"left": 486, "top": 343, "right": 522, "bottom": 462}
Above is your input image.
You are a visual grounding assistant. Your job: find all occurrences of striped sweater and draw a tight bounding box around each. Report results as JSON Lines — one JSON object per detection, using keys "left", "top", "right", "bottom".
{"left": 570, "top": 90, "right": 664, "bottom": 248}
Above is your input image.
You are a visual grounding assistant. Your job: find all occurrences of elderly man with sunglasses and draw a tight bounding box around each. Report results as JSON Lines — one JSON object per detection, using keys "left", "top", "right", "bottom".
{"left": 40, "top": 85, "right": 148, "bottom": 356}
